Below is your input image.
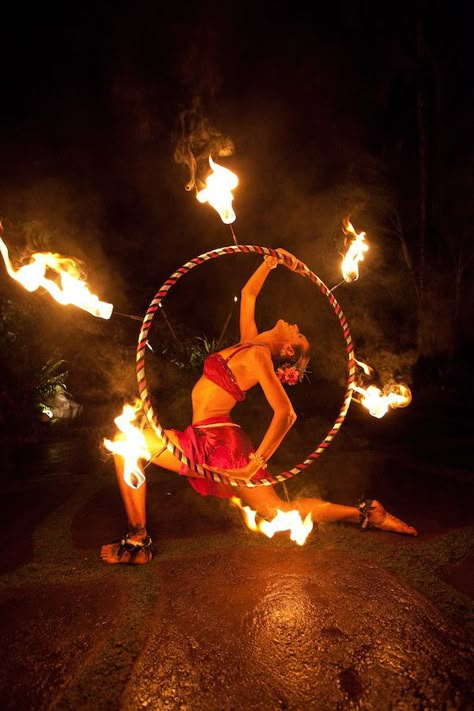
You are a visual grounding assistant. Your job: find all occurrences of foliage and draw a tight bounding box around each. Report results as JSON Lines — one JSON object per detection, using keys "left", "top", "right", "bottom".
{"left": 35, "top": 357, "right": 69, "bottom": 413}
{"left": 162, "top": 335, "right": 220, "bottom": 371}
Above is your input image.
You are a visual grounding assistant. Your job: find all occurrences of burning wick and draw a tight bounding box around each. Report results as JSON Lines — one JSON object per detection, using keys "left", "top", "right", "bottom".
{"left": 196, "top": 156, "right": 238, "bottom": 225}
{"left": 104, "top": 402, "right": 151, "bottom": 488}
{"left": 352, "top": 359, "right": 412, "bottom": 419}
{"left": 0, "top": 236, "right": 113, "bottom": 319}
{"left": 229, "top": 223, "right": 238, "bottom": 246}
{"left": 341, "top": 217, "right": 369, "bottom": 283}
{"left": 352, "top": 383, "right": 412, "bottom": 419}
{"left": 231, "top": 497, "right": 313, "bottom": 546}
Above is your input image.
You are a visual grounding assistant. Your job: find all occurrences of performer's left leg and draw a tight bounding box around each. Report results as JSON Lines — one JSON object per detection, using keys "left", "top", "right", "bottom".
{"left": 235, "top": 483, "right": 417, "bottom": 536}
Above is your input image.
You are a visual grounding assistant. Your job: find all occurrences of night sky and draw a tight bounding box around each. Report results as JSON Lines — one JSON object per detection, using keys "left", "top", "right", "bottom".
{"left": 0, "top": 1, "right": 473, "bottom": 400}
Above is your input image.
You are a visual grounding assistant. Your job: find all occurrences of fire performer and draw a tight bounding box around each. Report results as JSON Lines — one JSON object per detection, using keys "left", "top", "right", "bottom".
{"left": 101, "top": 250, "right": 417, "bottom": 564}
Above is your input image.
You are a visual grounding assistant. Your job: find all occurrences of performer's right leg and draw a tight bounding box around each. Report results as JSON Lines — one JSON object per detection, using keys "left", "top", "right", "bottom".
{"left": 100, "top": 428, "right": 182, "bottom": 564}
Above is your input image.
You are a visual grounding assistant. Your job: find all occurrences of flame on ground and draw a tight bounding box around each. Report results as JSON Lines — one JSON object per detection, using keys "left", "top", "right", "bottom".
{"left": 352, "top": 382, "right": 412, "bottom": 419}
{"left": 0, "top": 236, "right": 113, "bottom": 319}
{"left": 341, "top": 217, "right": 369, "bottom": 282}
{"left": 196, "top": 156, "right": 238, "bottom": 224}
{"left": 104, "top": 401, "right": 151, "bottom": 489}
{"left": 231, "top": 497, "right": 313, "bottom": 546}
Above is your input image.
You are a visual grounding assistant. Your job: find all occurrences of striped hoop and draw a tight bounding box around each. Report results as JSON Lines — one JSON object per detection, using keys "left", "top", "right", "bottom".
{"left": 136, "top": 245, "right": 355, "bottom": 488}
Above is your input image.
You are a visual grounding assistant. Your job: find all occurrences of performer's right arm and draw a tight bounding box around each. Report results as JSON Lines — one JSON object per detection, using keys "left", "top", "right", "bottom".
{"left": 240, "top": 248, "right": 302, "bottom": 342}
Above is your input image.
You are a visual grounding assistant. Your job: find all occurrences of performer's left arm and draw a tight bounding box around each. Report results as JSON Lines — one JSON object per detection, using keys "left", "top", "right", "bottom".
{"left": 206, "top": 347, "right": 296, "bottom": 482}
{"left": 249, "top": 345, "right": 297, "bottom": 460}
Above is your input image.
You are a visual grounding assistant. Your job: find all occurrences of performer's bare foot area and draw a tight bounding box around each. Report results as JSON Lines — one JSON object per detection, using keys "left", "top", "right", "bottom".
{"left": 368, "top": 500, "right": 418, "bottom": 536}
{"left": 100, "top": 535, "right": 153, "bottom": 564}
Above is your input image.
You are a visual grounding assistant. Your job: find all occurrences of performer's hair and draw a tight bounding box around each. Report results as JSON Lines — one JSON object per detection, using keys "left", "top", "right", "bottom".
{"left": 273, "top": 341, "right": 310, "bottom": 377}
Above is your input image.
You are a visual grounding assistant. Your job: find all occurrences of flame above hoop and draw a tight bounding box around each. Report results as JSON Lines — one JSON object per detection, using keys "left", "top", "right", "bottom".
{"left": 196, "top": 156, "right": 238, "bottom": 224}
{"left": 341, "top": 218, "right": 369, "bottom": 283}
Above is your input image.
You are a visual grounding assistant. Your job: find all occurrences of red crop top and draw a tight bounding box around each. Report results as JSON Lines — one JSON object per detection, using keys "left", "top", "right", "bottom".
{"left": 203, "top": 344, "right": 269, "bottom": 401}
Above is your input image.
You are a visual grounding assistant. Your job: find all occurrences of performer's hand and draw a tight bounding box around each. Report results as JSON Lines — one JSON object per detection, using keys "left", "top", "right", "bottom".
{"left": 276, "top": 247, "right": 307, "bottom": 276}
{"left": 205, "top": 459, "right": 262, "bottom": 483}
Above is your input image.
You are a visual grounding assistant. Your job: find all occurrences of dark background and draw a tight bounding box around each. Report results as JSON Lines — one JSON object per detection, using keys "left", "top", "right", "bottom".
{"left": 1, "top": 9, "right": 474, "bottom": 709}
{"left": 0, "top": 0, "right": 473, "bottom": 413}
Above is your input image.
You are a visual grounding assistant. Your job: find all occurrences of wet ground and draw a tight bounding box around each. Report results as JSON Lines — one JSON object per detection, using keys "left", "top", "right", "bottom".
{"left": 0, "top": 400, "right": 473, "bottom": 709}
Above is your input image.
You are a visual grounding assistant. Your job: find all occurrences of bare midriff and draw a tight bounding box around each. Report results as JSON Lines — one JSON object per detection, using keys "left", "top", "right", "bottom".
{"left": 191, "top": 376, "right": 239, "bottom": 422}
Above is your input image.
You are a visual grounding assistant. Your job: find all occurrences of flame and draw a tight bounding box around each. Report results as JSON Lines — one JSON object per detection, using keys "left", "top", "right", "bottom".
{"left": 231, "top": 497, "right": 313, "bottom": 546}
{"left": 341, "top": 217, "right": 369, "bottom": 282}
{"left": 0, "top": 236, "right": 113, "bottom": 319}
{"left": 352, "top": 382, "right": 412, "bottom": 419}
{"left": 196, "top": 156, "right": 238, "bottom": 224}
{"left": 104, "top": 402, "right": 151, "bottom": 488}
{"left": 353, "top": 358, "right": 412, "bottom": 418}
{"left": 355, "top": 357, "right": 373, "bottom": 376}
{"left": 384, "top": 383, "right": 412, "bottom": 409}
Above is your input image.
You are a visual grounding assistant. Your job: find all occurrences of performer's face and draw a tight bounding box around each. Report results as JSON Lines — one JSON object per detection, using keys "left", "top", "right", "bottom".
{"left": 275, "top": 319, "right": 309, "bottom": 353}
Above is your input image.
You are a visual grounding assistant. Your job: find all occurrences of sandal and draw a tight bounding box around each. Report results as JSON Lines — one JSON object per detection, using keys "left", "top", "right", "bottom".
{"left": 115, "top": 533, "right": 153, "bottom": 563}
{"left": 357, "top": 498, "right": 375, "bottom": 529}
{"left": 357, "top": 499, "right": 418, "bottom": 536}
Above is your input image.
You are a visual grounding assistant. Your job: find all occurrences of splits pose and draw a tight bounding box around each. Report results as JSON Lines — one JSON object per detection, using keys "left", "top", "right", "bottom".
{"left": 102, "top": 249, "right": 417, "bottom": 564}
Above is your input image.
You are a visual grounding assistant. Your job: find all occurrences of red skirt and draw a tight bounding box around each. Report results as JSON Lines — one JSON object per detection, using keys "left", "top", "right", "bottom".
{"left": 173, "top": 416, "right": 266, "bottom": 499}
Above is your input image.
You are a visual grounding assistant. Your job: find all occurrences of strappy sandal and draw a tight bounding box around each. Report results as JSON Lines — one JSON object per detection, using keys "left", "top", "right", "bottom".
{"left": 115, "top": 533, "right": 153, "bottom": 563}
{"left": 357, "top": 498, "right": 375, "bottom": 529}
{"left": 357, "top": 499, "right": 418, "bottom": 536}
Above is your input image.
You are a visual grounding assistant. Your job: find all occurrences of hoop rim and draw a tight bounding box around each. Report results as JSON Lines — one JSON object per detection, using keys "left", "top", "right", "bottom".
{"left": 136, "top": 245, "right": 355, "bottom": 488}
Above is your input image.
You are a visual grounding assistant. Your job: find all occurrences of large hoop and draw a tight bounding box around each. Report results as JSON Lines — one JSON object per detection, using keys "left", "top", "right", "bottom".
{"left": 136, "top": 246, "right": 355, "bottom": 487}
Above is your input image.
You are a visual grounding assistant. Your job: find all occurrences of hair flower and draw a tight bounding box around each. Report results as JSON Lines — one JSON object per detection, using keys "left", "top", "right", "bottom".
{"left": 276, "top": 363, "right": 304, "bottom": 386}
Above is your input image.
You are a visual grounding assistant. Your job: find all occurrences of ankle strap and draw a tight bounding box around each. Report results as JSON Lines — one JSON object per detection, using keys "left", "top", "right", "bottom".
{"left": 358, "top": 499, "right": 374, "bottom": 529}
{"left": 124, "top": 533, "right": 152, "bottom": 547}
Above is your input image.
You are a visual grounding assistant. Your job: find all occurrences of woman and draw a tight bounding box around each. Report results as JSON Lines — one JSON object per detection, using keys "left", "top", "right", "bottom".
{"left": 101, "top": 250, "right": 417, "bottom": 564}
